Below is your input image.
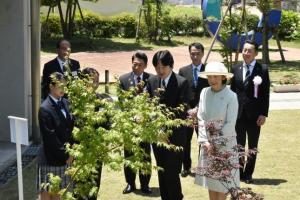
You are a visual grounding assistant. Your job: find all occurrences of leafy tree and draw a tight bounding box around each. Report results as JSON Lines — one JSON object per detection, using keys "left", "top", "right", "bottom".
{"left": 138, "top": 0, "right": 169, "bottom": 41}
{"left": 41, "top": 0, "right": 98, "bottom": 39}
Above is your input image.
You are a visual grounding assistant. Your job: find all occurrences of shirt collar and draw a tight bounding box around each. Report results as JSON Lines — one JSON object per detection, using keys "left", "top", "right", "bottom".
{"left": 57, "top": 57, "right": 65, "bottom": 70}
{"left": 133, "top": 72, "right": 143, "bottom": 80}
{"left": 192, "top": 63, "right": 202, "bottom": 71}
{"left": 243, "top": 60, "right": 256, "bottom": 69}
{"left": 49, "top": 94, "right": 61, "bottom": 104}
{"left": 162, "top": 71, "right": 172, "bottom": 87}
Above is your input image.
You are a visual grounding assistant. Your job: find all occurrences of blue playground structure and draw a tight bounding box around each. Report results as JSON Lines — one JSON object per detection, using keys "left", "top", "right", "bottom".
{"left": 202, "top": 0, "right": 282, "bottom": 51}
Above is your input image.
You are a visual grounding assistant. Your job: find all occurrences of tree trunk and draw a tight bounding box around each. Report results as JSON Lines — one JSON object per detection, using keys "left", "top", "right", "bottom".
{"left": 154, "top": 0, "right": 159, "bottom": 41}
{"left": 262, "top": 12, "right": 270, "bottom": 64}
{"left": 135, "top": 2, "right": 143, "bottom": 42}
{"left": 56, "top": 0, "right": 69, "bottom": 39}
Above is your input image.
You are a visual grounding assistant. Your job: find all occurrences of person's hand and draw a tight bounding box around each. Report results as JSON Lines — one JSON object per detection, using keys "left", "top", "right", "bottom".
{"left": 203, "top": 142, "right": 212, "bottom": 155}
{"left": 66, "top": 156, "right": 74, "bottom": 165}
{"left": 256, "top": 115, "right": 266, "bottom": 126}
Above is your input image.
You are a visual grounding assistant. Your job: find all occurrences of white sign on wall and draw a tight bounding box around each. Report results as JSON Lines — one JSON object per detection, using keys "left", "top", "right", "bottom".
{"left": 8, "top": 116, "right": 29, "bottom": 146}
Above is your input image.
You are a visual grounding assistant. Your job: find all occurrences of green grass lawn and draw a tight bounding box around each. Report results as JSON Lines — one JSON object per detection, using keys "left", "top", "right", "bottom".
{"left": 1, "top": 110, "right": 300, "bottom": 199}
{"left": 269, "top": 60, "right": 300, "bottom": 85}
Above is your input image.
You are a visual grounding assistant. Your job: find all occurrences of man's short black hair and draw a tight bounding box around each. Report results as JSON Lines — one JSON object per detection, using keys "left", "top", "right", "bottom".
{"left": 132, "top": 51, "right": 148, "bottom": 64}
{"left": 56, "top": 38, "right": 70, "bottom": 49}
{"left": 82, "top": 67, "right": 99, "bottom": 76}
{"left": 244, "top": 40, "right": 259, "bottom": 52}
{"left": 188, "top": 42, "right": 204, "bottom": 53}
{"left": 152, "top": 50, "right": 174, "bottom": 68}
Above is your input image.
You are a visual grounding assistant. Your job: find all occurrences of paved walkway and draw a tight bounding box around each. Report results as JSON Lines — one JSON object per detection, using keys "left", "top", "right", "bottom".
{"left": 270, "top": 92, "right": 300, "bottom": 110}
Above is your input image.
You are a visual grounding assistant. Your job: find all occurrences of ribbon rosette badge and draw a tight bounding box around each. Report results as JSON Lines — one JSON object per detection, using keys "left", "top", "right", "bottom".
{"left": 253, "top": 76, "right": 262, "bottom": 98}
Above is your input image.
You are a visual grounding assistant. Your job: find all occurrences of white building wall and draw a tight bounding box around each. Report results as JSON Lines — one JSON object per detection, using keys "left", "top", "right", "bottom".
{"left": 0, "top": 0, "right": 32, "bottom": 141}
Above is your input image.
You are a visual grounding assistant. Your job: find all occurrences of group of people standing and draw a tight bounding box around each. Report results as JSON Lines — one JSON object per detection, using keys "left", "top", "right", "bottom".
{"left": 37, "top": 38, "right": 270, "bottom": 200}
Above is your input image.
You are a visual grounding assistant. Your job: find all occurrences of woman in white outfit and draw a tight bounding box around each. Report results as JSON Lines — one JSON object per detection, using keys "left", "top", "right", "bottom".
{"left": 195, "top": 62, "right": 240, "bottom": 200}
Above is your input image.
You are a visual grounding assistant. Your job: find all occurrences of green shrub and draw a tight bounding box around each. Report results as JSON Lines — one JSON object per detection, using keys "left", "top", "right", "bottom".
{"left": 112, "top": 13, "right": 137, "bottom": 38}
{"left": 41, "top": 14, "right": 62, "bottom": 38}
{"left": 278, "top": 10, "right": 300, "bottom": 41}
{"left": 40, "top": 6, "right": 204, "bottom": 40}
{"left": 246, "top": 14, "right": 259, "bottom": 32}
{"left": 221, "top": 13, "right": 259, "bottom": 34}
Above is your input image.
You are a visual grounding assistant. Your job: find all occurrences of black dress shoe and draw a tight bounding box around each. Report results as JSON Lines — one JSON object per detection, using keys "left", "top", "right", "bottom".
{"left": 181, "top": 170, "right": 190, "bottom": 177}
{"left": 141, "top": 186, "right": 152, "bottom": 194}
{"left": 123, "top": 184, "right": 136, "bottom": 194}
{"left": 244, "top": 176, "right": 253, "bottom": 184}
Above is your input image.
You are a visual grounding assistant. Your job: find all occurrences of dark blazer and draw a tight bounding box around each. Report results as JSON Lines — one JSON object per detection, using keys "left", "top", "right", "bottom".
{"left": 230, "top": 61, "right": 270, "bottom": 120}
{"left": 38, "top": 96, "right": 75, "bottom": 166}
{"left": 42, "top": 58, "right": 80, "bottom": 98}
{"left": 147, "top": 72, "right": 190, "bottom": 147}
{"left": 179, "top": 64, "right": 209, "bottom": 108}
{"left": 119, "top": 72, "right": 152, "bottom": 91}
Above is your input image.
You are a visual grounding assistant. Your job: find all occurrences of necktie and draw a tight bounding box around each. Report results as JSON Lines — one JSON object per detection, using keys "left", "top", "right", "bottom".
{"left": 162, "top": 79, "right": 166, "bottom": 89}
{"left": 57, "top": 100, "right": 71, "bottom": 119}
{"left": 137, "top": 76, "right": 141, "bottom": 84}
{"left": 193, "top": 67, "right": 199, "bottom": 87}
{"left": 244, "top": 64, "right": 251, "bottom": 87}
{"left": 57, "top": 100, "right": 65, "bottom": 110}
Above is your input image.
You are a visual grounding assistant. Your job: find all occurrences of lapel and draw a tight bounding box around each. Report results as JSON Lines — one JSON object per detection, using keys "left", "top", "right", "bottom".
{"left": 126, "top": 72, "right": 135, "bottom": 88}
{"left": 236, "top": 63, "right": 244, "bottom": 87}
{"left": 62, "top": 99, "right": 72, "bottom": 121}
{"left": 196, "top": 63, "right": 206, "bottom": 88}
{"left": 153, "top": 76, "right": 160, "bottom": 96}
{"left": 163, "top": 72, "right": 177, "bottom": 103}
{"left": 54, "top": 58, "right": 64, "bottom": 73}
{"left": 186, "top": 64, "right": 194, "bottom": 87}
{"left": 244, "top": 62, "right": 261, "bottom": 90}
{"left": 47, "top": 96, "right": 68, "bottom": 123}
{"left": 143, "top": 72, "right": 150, "bottom": 84}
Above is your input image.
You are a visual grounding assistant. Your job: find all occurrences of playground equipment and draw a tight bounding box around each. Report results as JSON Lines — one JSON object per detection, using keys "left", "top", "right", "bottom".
{"left": 202, "top": 0, "right": 282, "bottom": 51}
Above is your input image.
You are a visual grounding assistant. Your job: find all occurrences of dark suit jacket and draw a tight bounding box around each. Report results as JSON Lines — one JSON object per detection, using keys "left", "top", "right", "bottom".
{"left": 119, "top": 72, "right": 152, "bottom": 91}
{"left": 42, "top": 58, "right": 80, "bottom": 99}
{"left": 230, "top": 61, "right": 270, "bottom": 120}
{"left": 38, "top": 96, "right": 75, "bottom": 166}
{"left": 179, "top": 64, "right": 209, "bottom": 108}
{"left": 147, "top": 72, "right": 190, "bottom": 147}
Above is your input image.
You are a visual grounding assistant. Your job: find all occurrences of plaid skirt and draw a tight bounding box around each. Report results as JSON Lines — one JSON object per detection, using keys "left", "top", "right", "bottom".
{"left": 36, "top": 164, "right": 72, "bottom": 192}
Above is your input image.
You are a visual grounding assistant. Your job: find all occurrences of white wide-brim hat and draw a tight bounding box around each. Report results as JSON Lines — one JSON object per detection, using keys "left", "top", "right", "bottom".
{"left": 199, "top": 62, "right": 233, "bottom": 79}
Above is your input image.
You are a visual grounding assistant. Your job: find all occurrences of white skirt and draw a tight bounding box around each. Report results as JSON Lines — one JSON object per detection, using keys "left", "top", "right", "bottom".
{"left": 195, "top": 137, "right": 240, "bottom": 193}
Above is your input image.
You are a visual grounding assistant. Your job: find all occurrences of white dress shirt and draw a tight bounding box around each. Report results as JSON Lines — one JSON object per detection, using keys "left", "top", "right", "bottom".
{"left": 243, "top": 60, "right": 256, "bottom": 81}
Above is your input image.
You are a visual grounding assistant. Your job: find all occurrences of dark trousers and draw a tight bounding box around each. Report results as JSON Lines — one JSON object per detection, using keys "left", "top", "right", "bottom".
{"left": 153, "top": 144, "right": 184, "bottom": 200}
{"left": 124, "top": 143, "right": 151, "bottom": 188}
{"left": 236, "top": 114, "right": 261, "bottom": 178}
{"left": 182, "top": 126, "right": 198, "bottom": 171}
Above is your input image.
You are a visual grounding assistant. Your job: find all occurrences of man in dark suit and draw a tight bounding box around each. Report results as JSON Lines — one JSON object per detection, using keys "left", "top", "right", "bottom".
{"left": 42, "top": 39, "right": 80, "bottom": 99}
{"left": 119, "top": 51, "right": 153, "bottom": 194}
{"left": 147, "top": 50, "right": 190, "bottom": 200}
{"left": 230, "top": 40, "right": 270, "bottom": 184}
{"left": 178, "top": 42, "right": 209, "bottom": 177}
